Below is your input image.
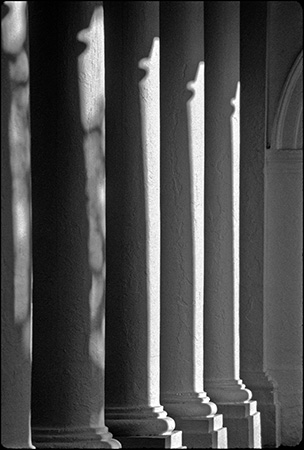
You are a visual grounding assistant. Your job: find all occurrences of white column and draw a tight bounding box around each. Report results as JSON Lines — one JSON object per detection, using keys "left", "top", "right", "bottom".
{"left": 1, "top": 2, "right": 34, "bottom": 448}
{"left": 239, "top": 2, "right": 281, "bottom": 447}
{"left": 104, "top": 2, "right": 182, "bottom": 448}
{"left": 29, "top": 2, "right": 120, "bottom": 447}
{"left": 204, "top": 2, "right": 261, "bottom": 448}
{"left": 160, "top": 2, "right": 227, "bottom": 448}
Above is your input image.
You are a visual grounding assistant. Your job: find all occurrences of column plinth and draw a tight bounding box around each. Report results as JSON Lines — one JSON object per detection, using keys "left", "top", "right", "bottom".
{"left": 204, "top": 381, "right": 261, "bottom": 449}
{"left": 162, "top": 394, "right": 227, "bottom": 449}
{"left": 105, "top": 408, "right": 183, "bottom": 450}
{"left": 31, "top": 428, "right": 120, "bottom": 449}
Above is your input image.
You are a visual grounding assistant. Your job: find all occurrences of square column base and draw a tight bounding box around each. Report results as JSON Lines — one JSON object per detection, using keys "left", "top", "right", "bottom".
{"left": 256, "top": 403, "right": 280, "bottom": 448}
{"left": 174, "top": 415, "right": 227, "bottom": 449}
{"left": 117, "top": 430, "right": 184, "bottom": 448}
{"left": 217, "top": 402, "right": 261, "bottom": 448}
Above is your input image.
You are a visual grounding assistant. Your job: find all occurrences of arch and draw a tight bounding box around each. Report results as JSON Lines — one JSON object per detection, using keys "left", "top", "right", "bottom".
{"left": 272, "top": 50, "right": 303, "bottom": 150}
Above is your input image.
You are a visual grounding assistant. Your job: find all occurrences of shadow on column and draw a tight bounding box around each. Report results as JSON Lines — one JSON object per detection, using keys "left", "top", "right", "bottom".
{"left": 204, "top": 3, "right": 262, "bottom": 448}
{"left": 160, "top": 3, "right": 228, "bottom": 448}
{"left": 104, "top": 0, "right": 149, "bottom": 411}
{"left": 240, "top": 2, "right": 281, "bottom": 447}
{"left": 104, "top": 4, "right": 181, "bottom": 447}
{"left": 160, "top": 1, "right": 196, "bottom": 396}
{"left": 204, "top": 0, "right": 239, "bottom": 385}
{"left": 29, "top": 2, "right": 119, "bottom": 447}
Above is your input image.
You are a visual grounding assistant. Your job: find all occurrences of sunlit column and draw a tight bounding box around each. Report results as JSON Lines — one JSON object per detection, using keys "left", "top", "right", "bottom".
{"left": 239, "top": 2, "right": 281, "bottom": 447}
{"left": 204, "top": 2, "right": 261, "bottom": 448}
{"left": 160, "top": 2, "right": 227, "bottom": 448}
{"left": 104, "top": 2, "right": 182, "bottom": 448}
{"left": 1, "top": 2, "right": 34, "bottom": 448}
{"left": 28, "top": 2, "right": 120, "bottom": 447}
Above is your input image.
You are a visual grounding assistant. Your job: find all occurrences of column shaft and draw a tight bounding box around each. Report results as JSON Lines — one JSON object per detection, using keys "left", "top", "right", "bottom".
{"left": 240, "top": 2, "right": 281, "bottom": 447}
{"left": 1, "top": 2, "right": 34, "bottom": 448}
{"left": 104, "top": 2, "right": 182, "bottom": 448}
{"left": 204, "top": 2, "right": 261, "bottom": 448}
{"left": 29, "top": 2, "right": 120, "bottom": 447}
{"left": 160, "top": 2, "right": 227, "bottom": 448}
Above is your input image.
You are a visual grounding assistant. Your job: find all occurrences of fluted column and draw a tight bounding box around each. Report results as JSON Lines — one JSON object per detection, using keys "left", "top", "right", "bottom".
{"left": 1, "top": 2, "right": 34, "bottom": 448}
{"left": 104, "top": 2, "right": 182, "bottom": 448}
{"left": 204, "top": 2, "right": 261, "bottom": 448}
{"left": 160, "top": 2, "right": 227, "bottom": 448}
{"left": 239, "top": 2, "right": 281, "bottom": 447}
{"left": 29, "top": 2, "right": 120, "bottom": 447}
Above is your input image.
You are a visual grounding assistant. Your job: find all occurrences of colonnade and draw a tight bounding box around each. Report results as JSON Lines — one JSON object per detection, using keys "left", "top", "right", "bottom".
{"left": 4, "top": 1, "right": 301, "bottom": 449}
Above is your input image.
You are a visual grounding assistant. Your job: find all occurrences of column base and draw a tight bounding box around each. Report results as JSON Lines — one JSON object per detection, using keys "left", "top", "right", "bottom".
{"left": 117, "top": 430, "right": 184, "bottom": 448}
{"left": 32, "top": 427, "right": 121, "bottom": 448}
{"left": 174, "top": 415, "right": 227, "bottom": 449}
{"left": 217, "top": 401, "right": 261, "bottom": 449}
{"left": 105, "top": 405, "right": 176, "bottom": 436}
{"left": 240, "top": 371, "right": 281, "bottom": 447}
{"left": 162, "top": 392, "right": 228, "bottom": 448}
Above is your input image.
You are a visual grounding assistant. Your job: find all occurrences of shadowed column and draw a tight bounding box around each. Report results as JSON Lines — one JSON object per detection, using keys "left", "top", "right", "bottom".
{"left": 239, "top": 2, "right": 281, "bottom": 447}
{"left": 160, "top": 2, "right": 227, "bottom": 448}
{"left": 29, "top": 2, "right": 120, "bottom": 447}
{"left": 104, "top": 2, "right": 182, "bottom": 448}
{"left": 265, "top": 48, "right": 303, "bottom": 447}
{"left": 204, "top": 2, "right": 261, "bottom": 448}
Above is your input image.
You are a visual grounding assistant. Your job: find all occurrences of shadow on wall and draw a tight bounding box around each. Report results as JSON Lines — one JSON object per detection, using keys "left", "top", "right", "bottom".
{"left": 1, "top": 2, "right": 34, "bottom": 447}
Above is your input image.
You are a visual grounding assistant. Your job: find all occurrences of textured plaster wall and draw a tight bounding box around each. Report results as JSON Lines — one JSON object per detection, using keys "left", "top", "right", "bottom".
{"left": 265, "top": 155, "right": 303, "bottom": 446}
{"left": 267, "top": 1, "right": 303, "bottom": 147}
{"left": 264, "top": 2, "right": 303, "bottom": 446}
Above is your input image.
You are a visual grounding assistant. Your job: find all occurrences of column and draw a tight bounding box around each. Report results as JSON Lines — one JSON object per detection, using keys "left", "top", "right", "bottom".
{"left": 29, "top": 2, "right": 120, "bottom": 447}
{"left": 239, "top": 2, "right": 281, "bottom": 447}
{"left": 160, "top": 2, "right": 227, "bottom": 449}
{"left": 204, "top": 2, "right": 261, "bottom": 448}
{"left": 1, "top": 2, "right": 34, "bottom": 448}
{"left": 104, "top": 2, "right": 182, "bottom": 448}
